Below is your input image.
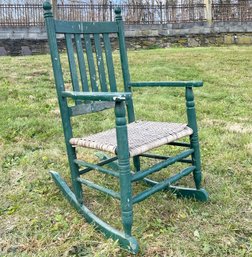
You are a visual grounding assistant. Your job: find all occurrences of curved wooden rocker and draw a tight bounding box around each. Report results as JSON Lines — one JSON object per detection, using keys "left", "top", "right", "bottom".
{"left": 50, "top": 171, "right": 139, "bottom": 253}
{"left": 43, "top": 1, "right": 208, "bottom": 253}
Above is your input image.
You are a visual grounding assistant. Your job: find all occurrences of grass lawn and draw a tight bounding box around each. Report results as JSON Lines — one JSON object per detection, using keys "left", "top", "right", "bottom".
{"left": 0, "top": 46, "right": 251, "bottom": 257}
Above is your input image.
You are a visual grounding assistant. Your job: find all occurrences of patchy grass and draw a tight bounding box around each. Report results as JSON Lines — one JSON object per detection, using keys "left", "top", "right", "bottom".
{"left": 0, "top": 46, "right": 251, "bottom": 256}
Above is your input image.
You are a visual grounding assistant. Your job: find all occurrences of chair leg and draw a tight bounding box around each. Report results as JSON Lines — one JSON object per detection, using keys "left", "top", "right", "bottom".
{"left": 190, "top": 134, "right": 202, "bottom": 190}
{"left": 115, "top": 100, "right": 133, "bottom": 236}
{"left": 118, "top": 156, "right": 133, "bottom": 236}
{"left": 133, "top": 156, "right": 141, "bottom": 172}
{"left": 186, "top": 87, "right": 202, "bottom": 190}
{"left": 68, "top": 144, "right": 84, "bottom": 204}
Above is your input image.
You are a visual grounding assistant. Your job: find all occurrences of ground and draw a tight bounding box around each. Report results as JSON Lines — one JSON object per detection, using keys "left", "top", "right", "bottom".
{"left": 0, "top": 46, "right": 251, "bottom": 256}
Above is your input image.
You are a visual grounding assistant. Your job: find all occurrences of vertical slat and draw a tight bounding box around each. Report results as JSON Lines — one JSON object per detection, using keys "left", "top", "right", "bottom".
{"left": 94, "top": 33, "right": 108, "bottom": 92}
{"left": 103, "top": 33, "right": 117, "bottom": 92}
{"left": 83, "top": 34, "right": 98, "bottom": 92}
{"left": 74, "top": 34, "right": 89, "bottom": 92}
{"left": 65, "top": 33, "right": 80, "bottom": 93}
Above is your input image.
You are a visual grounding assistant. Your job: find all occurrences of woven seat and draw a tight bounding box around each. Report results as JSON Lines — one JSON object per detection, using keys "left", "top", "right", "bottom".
{"left": 70, "top": 121, "right": 193, "bottom": 157}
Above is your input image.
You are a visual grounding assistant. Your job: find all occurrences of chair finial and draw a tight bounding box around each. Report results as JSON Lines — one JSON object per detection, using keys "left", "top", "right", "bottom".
{"left": 43, "top": 1, "right": 53, "bottom": 18}
{"left": 115, "top": 7, "right": 122, "bottom": 21}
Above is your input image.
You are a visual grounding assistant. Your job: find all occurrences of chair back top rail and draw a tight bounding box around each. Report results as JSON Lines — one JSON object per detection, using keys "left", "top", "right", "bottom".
{"left": 54, "top": 20, "right": 119, "bottom": 34}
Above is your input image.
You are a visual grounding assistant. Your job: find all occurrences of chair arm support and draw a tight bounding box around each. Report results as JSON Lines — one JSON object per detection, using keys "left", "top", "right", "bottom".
{"left": 61, "top": 91, "right": 132, "bottom": 102}
{"left": 128, "top": 81, "right": 203, "bottom": 88}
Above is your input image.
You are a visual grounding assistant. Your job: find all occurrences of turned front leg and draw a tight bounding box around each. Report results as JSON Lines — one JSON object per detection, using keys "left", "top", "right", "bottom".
{"left": 186, "top": 87, "right": 202, "bottom": 189}
{"left": 115, "top": 100, "right": 133, "bottom": 235}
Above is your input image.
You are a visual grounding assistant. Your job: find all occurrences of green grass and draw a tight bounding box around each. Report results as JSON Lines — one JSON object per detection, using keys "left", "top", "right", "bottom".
{"left": 0, "top": 46, "right": 251, "bottom": 257}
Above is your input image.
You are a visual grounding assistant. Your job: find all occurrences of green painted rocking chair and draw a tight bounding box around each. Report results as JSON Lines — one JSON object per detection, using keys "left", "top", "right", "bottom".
{"left": 43, "top": 2, "right": 208, "bottom": 253}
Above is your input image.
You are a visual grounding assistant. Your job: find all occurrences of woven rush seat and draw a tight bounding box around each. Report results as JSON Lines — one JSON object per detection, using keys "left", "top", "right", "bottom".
{"left": 70, "top": 121, "right": 193, "bottom": 157}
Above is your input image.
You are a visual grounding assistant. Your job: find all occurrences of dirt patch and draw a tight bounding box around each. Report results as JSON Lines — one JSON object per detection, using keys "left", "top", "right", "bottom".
{"left": 227, "top": 123, "right": 252, "bottom": 134}
{"left": 202, "top": 118, "right": 226, "bottom": 126}
{"left": 202, "top": 119, "right": 252, "bottom": 134}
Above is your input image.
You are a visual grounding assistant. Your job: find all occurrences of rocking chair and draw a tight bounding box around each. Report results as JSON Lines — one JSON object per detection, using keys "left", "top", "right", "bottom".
{"left": 43, "top": 2, "right": 208, "bottom": 253}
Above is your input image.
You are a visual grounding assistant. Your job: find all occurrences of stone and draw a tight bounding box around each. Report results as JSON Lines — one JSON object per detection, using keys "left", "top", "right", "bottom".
{"left": 216, "top": 36, "right": 224, "bottom": 45}
{"left": 134, "top": 44, "right": 142, "bottom": 49}
{"left": 0, "top": 47, "right": 7, "bottom": 56}
{"left": 238, "top": 35, "right": 252, "bottom": 44}
{"left": 188, "top": 38, "right": 200, "bottom": 47}
{"left": 161, "top": 42, "right": 171, "bottom": 48}
{"left": 21, "top": 46, "right": 32, "bottom": 55}
{"left": 224, "top": 35, "right": 233, "bottom": 44}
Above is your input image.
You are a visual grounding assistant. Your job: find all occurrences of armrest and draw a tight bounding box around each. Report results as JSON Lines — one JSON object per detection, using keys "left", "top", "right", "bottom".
{"left": 61, "top": 91, "right": 132, "bottom": 101}
{"left": 129, "top": 81, "right": 203, "bottom": 88}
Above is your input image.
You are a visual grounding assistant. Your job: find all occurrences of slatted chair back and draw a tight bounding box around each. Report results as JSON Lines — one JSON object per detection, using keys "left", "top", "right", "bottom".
{"left": 44, "top": 4, "right": 135, "bottom": 121}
